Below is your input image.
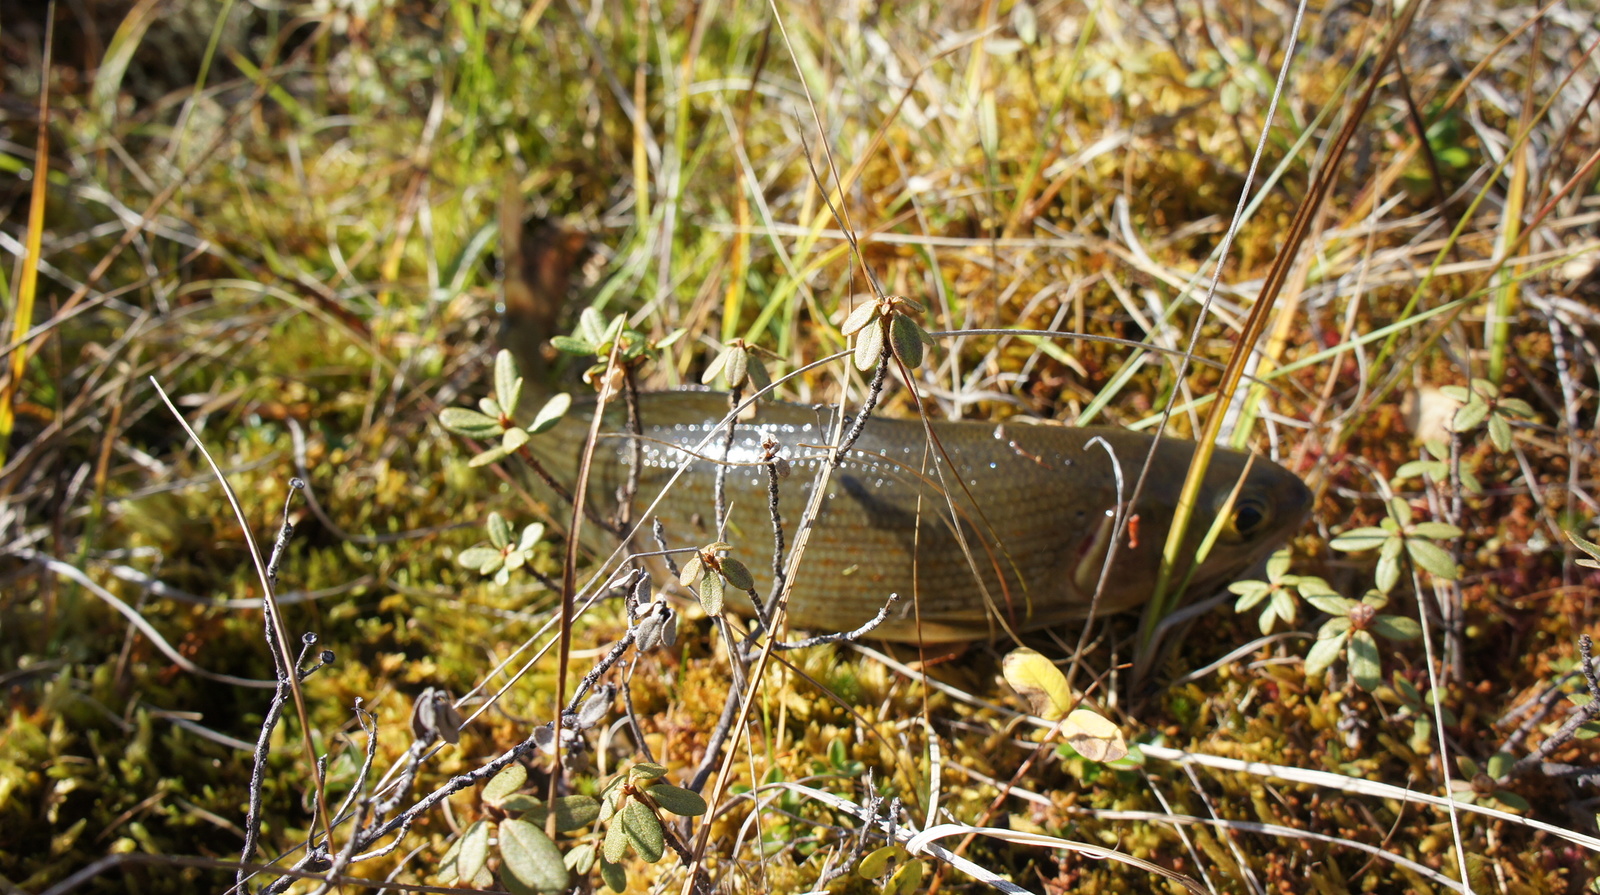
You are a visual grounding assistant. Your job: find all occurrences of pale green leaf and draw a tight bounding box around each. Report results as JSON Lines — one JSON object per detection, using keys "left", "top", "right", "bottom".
{"left": 1388, "top": 497, "right": 1413, "bottom": 527}
{"left": 889, "top": 313, "right": 925, "bottom": 368}
{"left": 1488, "top": 412, "right": 1512, "bottom": 452}
{"left": 602, "top": 809, "right": 629, "bottom": 863}
{"left": 621, "top": 799, "right": 664, "bottom": 863}
{"left": 1376, "top": 554, "right": 1401, "bottom": 594}
{"left": 700, "top": 348, "right": 730, "bottom": 386}
{"left": 527, "top": 393, "right": 571, "bottom": 435}
{"left": 840, "top": 300, "right": 880, "bottom": 336}
{"left": 549, "top": 335, "right": 594, "bottom": 355}
{"left": 519, "top": 523, "right": 545, "bottom": 551}
{"left": 600, "top": 856, "right": 627, "bottom": 892}
{"left": 440, "top": 406, "right": 504, "bottom": 438}
{"left": 1293, "top": 576, "right": 1338, "bottom": 599}
{"left": 523, "top": 795, "right": 601, "bottom": 833}
{"left": 488, "top": 512, "right": 514, "bottom": 549}
{"left": 458, "top": 547, "right": 503, "bottom": 573}
{"left": 457, "top": 820, "right": 490, "bottom": 887}
{"left": 1486, "top": 751, "right": 1513, "bottom": 779}
{"left": 859, "top": 845, "right": 903, "bottom": 878}
{"left": 1569, "top": 530, "right": 1600, "bottom": 569}
{"left": 629, "top": 762, "right": 669, "bottom": 781}
{"left": 1265, "top": 548, "right": 1291, "bottom": 581}
{"left": 500, "top": 793, "right": 541, "bottom": 813}
{"left": 1329, "top": 527, "right": 1390, "bottom": 553}
{"left": 502, "top": 426, "right": 529, "bottom": 453}
{"left": 677, "top": 554, "right": 703, "bottom": 589}
{"left": 1407, "top": 539, "right": 1459, "bottom": 579}
{"left": 1373, "top": 615, "right": 1422, "bottom": 641}
{"left": 1492, "top": 790, "right": 1530, "bottom": 812}
{"left": 1232, "top": 582, "right": 1269, "bottom": 611}
{"left": 1497, "top": 397, "right": 1535, "bottom": 418}
{"left": 854, "top": 318, "right": 885, "bottom": 371}
{"left": 1348, "top": 630, "right": 1382, "bottom": 691}
{"left": 564, "top": 841, "right": 596, "bottom": 875}
{"left": 495, "top": 350, "right": 522, "bottom": 415}
{"left": 1452, "top": 399, "right": 1489, "bottom": 433}
{"left": 1304, "top": 633, "right": 1347, "bottom": 677}
{"left": 483, "top": 762, "right": 527, "bottom": 807}
{"left": 1394, "top": 459, "right": 1447, "bottom": 481}
{"left": 499, "top": 817, "right": 568, "bottom": 894}
{"left": 468, "top": 445, "right": 513, "bottom": 467}
{"left": 1269, "top": 588, "right": 1298, "bottom": 629}
{"left": 577, "top": 307, "right": 607, "bottom": 345}
{"left": 647, "top": 784, "right": 707, "bottom": 817}
{"left": 1304, "top": 594, "right": 1357, "bottom": 616}
{"left": 885, "top": 860, "right": 925, "bottom": 895}
{"left": 719, "top": 557, "right": 754, "bottom": 591}
{"left": 746, "top": 355, "right": 771, "bottom": 390}
{"left": 698, "top": 568, "right": 724, "bottom": 616}
{"left": 1380, "top": 532, "right": 1405, "bottom": 561}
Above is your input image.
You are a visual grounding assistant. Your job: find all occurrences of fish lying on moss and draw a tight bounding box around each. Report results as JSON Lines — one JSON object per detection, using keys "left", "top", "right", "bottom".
{"left": 529, "top": 390, "right": 1311, "bottom": 642}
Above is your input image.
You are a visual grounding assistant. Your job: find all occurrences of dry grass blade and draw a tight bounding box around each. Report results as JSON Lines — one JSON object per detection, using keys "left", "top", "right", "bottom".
{"left": 0, "top": 7, "right": 53, "bottom": 470}
{"left": 1141, "top": 0, "right": 1422, "bottom": 667}
{"left": 148, "top": 379, "right": 334, "bottom": 857}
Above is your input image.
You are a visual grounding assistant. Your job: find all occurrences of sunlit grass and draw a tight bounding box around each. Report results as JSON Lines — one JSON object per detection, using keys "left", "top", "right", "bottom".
{"left": 3, "top": 0, "right": 1598, "bottom": 892}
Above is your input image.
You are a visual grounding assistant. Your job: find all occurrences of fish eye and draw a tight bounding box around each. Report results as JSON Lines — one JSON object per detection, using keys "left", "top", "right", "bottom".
{"left": 1232, "top": 498, "right": 1269, "bottom": 538}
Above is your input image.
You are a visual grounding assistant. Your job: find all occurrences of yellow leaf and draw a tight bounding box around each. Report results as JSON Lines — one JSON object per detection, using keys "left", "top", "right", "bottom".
{"left": 857, "top": 845, "right": 901, "bottom": 879}
{"left": 1062, "top": 708, "right": 1128, "bottom": 763}
{"left": 884, "top": 859, "right": 924, "bottom": 895}
{"left": 1001, "top": 648, "right": 1073, "bottom": 721}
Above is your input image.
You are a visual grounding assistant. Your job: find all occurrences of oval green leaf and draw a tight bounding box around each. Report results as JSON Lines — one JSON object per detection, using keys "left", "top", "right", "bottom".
{"left": 647, "top": 783, "right": 707, "bottom": 817}
{"left": 498, "top": 817, "right": 568, "bottom": 894}
{"left": 599, "top": 856, "right": 628, "bottom": 893}
{"left": 854, "top": 318, "right": 885, "bottom": 371}
{"left": 457, "top": 819, "right": 490, "bottom": 887}
{"left": 483, "top": 762, "right": 528, "bottom": 808}
{"left": 719, "top": 557, "right": 754, "bottom": 591}
{"left": 621, "top": 799, "right": 665, "bottom": 863}
{"left": 440, "top": 406, "right": 504, "bottom": 438}
{"left": 528, "top": 392, "right": 572, "bottom": 435}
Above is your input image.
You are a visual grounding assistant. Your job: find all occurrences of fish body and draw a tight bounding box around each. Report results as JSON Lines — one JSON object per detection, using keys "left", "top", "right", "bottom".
{"left": 534, "top": 391, "right": 1311, "bottom": 642}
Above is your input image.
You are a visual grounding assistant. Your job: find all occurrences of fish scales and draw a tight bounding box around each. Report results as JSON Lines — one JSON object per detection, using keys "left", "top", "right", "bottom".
{"left": 534, "top": 391, "right": 1311, "bottom": 642}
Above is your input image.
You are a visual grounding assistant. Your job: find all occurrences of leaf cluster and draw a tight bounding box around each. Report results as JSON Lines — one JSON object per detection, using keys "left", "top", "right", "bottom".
{"left": 1302, "top": 590, "right": 1421, "bottom": 692}
{"left": 438, "top": 760, "right": 707, "bottom": 894}
{"left": 677, "top": 542, "right": 754, "bottom": 616}
{"left": 439, "top": 350, "right": 571, "bottom": 467}
{"left": 551, "top": 307, "right": 682, "bottom": 388}
{"left": 840, "top": 295, "right": 936, "bottom": 371}
{"left": 1328, "top": 497, "right": 1461, "bottom": 595}
{"left": 1443, "top": 378, "right": 1535, "bottom": 452}
{"left": 457, "top": 512, "right": 547, "bottom": 586}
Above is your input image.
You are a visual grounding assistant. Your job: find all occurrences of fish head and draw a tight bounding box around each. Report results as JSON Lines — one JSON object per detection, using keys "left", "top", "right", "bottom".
{"left": 1184, "top": 449, "right": 1314, "bottom": 592}
{"left": 1065, "top": 443, "right": 1312, "bottom": 617}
